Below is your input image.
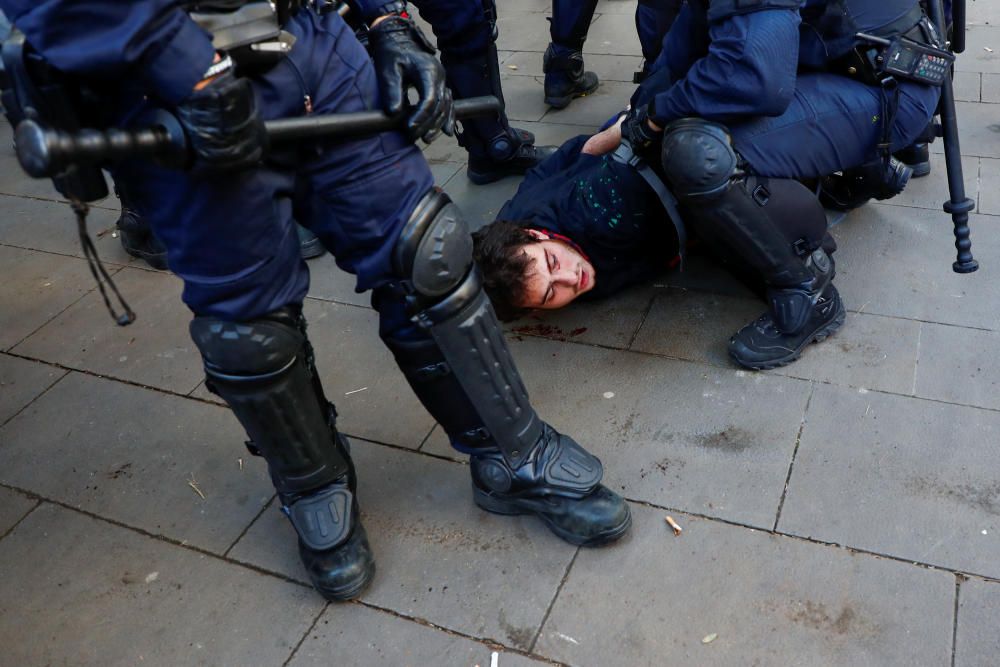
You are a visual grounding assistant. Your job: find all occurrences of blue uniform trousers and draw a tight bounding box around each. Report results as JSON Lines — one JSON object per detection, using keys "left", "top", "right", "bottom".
{"left": 113, "top": 8, "right": 433, "bottom": 332}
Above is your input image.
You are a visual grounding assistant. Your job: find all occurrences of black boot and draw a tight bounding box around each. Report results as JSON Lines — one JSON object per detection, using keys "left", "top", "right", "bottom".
{"left": 296, "top": 224, "right": 327, "bottom": 259}
{"left": 819, "top": 157, "right": 913, "bottom": 211}
{"left": 894, "top": 142, "right": 931, "bottom": 178}
{"left": 466, "top": 133, "right": 558, "bottom": 185}
{"left": 543, "top": 44, "right": 599, "bottom": 109}
{"left": 116, "top": 205, "right": 168, "bottom": 270}
{"left": 470, "top": 424, "right": 631, "bottom": 545}
{"left": 728, "top": 248, "right": 846, "bottom": 370}
{"left": 190, "top": 308, "right": 376, "bottom": 601}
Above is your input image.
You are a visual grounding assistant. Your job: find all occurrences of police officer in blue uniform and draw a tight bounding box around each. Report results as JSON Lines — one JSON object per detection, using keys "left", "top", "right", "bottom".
{"left": 1, "top": 0, "right": 630, "bottom": 601}
{"left": 585, "top": 0, "right": 942, "bottom": 370}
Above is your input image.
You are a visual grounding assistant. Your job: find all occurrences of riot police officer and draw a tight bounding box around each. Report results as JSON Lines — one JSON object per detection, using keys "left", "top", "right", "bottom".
{"left": 1, "top": 0, "right": 630, "bottom": 601}
{"left": 584, "top": 0, "right": 941, "bottom": 370}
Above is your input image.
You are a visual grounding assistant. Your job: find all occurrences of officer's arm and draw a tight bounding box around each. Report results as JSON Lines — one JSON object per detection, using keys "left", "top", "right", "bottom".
{"left": 648, "top": 9, "right": 800, "bottom": 127}
{"left": 0, "top": 0, "right": 215, "bottom": 104}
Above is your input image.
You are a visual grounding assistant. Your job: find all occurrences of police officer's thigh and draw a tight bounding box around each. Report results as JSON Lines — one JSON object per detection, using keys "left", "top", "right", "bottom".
{"left": 728, "top": 72, "right": 940, "bottom": 179}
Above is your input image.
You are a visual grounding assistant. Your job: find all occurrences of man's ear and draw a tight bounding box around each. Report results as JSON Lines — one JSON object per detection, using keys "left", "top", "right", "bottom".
{"left": 525, "top": 229, "right": 550, "bottom": 241}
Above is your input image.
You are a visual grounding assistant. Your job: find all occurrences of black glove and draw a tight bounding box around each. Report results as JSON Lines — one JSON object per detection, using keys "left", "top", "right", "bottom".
{"left": 620, "top": 104, "right": 662, "bottom": 161}
{"left": 175, "top": 69, "right": 267, "bottom": 172}
{"left": 368, "top": 14, "right": 455, "bottom": 143}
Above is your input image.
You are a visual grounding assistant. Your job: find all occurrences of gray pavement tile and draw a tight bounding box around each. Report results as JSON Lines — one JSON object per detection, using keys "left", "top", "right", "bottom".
{"left": 0, "top": 503, "right": 322, "bottom": 666}
{"left": 439, "top": 168, "right": 525, "bottom": 229}
{"left": 0, "top": 192, "right": 123, "bottom": 259}
{"left": 914, "top": 322, "right": 1000, "bottom": 410}
{"left": 968, "top": 0, "right": 1000, "bottom": 26}
{"left": 595, "top": 0, "right": 639, "bottom": 15}
{"left": 506, "top": 283, "right": 656, "bottom": 349}
{"left": 928, "top": 101, "right": 1000, "bottom": 158}
{"left": 306, "top": 255, "right": 372, "bottom": 307}
{"left": 0, "top": 246, "right": 101, "bottom": 351}
{"left": 982, "top": 73, "right": 1000, "bottom": 103}
{"left": 502, "top": 51, "right": 645, "bottom": 83}
{"left": 541, "top": 80, "right": 635, "bottom": 128}
{"left": 422, "top": 129, "right": 466, "bottom": 163}
{"left": 953, "top": 71, "right": 982, "bottom": 102}
{"left": 497, "top": 0, "right": 552, "bottom": 12}
{"left": 0, "top": 486, "right": 37, "bottom": 537}
{"left": 775, "top": 311, "right": 922, "bottom": 395}
{"left": 12, "top": 267, "right": 204, "bottom": 395}
{"left": 779, "top": 383, "right": 1000, "bottom": 578}
{"left": 957, "top": 25, "right": 1000, "bottom": 74}
{"left": 0, "top": 353, "right": 65, "bottom": 426}
{"left": 230, "top": 441, "right": 577, "bottom": 650}
{"left": 630, "top": 287, "right": 764, "bottom": 368}
{"left": 955, "top": 577, "right": 1000, "bottom": 667}
{"left": 831, "top": 205, "right": 1000, "bottom": 331}
{"left": 584, "top": 13, "right": 644, "bottom": 56}
{"left": 662, "top": 253, "right": 761, "bottom": 300}
{"left": 885, "top": 153, "right": 979, "bottom": 212}
{"left": 430, "top": 159, "right": 465, "bottom": 186}
{"left": 979, "top": 157, "right": 1000, "bottom": 214}
{"left": 425, "top": 337, "right": 811, "bottom": 528}
{"left": 303, "top": 299, "right": 436, "bottom": 449}
{"left": 502, "top": 74, "right": 551, "bottom": 122}
{"left": 0, "top": 372, "right": 273, "bottom": 554}
{"left": 497, "top": 12, "right": 557, "bottom": 53}
{"left": 291, "top": 605, "right": 551, "bottom": 667}
{"left": 535, "top": 504, "right": 955, "bottom": 667}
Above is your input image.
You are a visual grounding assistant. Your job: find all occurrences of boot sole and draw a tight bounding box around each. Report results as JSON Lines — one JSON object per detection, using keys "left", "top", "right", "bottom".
{"left": 545, "top": 81, "right": 600, "bottom": 110}
{"left": 730, "top": 300, "right": 847, "bottom": 371}
{"left": 473, "top": 487, "right": 632, "bottom": 547}
{"left": 908, "top": 161, "right": 931, "bottom": 178}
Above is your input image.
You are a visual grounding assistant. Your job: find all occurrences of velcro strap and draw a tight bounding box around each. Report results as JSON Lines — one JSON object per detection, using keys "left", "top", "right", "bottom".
{"left": 540, "top": 430, "right": 603, "bottom": 496}
{"left": 284, "top": 485, "right": 353, "bottom": 551}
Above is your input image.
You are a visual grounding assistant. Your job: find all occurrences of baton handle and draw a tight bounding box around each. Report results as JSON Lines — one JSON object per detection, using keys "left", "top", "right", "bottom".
{"left": 14, "top": 96, "right": 501, "bottom": 179}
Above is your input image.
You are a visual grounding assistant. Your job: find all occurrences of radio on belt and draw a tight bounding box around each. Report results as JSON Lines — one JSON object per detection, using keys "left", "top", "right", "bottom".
{"left": 855, "top": 32, "right": 955, "bottom": 86}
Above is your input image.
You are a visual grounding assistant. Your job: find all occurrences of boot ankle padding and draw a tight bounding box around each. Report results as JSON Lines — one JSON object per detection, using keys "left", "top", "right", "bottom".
{"left": 766, "top": 248, "right": 835, "bottom": 333}
{"left": 284, "top": 484, "right": 353, "bottom": 552}
{"left": 389, "top": 189, "right": 543, "bottom": 468}
{"left": 190, "top": 312, "right": 349, "bottom": 495}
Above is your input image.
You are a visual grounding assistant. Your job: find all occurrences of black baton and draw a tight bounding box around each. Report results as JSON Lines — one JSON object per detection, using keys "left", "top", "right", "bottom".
{"left": 13, "top": 95, "right": 501, "bottom": 179}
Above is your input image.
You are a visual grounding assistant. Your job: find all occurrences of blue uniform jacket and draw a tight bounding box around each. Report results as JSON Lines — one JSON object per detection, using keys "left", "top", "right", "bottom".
{"left": 498, "top": 135, "right": 678, "bottom": 300}
{"left": 0, "top": 1, "right": 215, "bottom": 105}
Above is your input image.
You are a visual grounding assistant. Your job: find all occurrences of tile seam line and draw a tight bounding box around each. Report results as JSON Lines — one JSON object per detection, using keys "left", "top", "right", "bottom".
{"left": 0, "top": 360, "right": 69, "bottom": 430}
{"left": 772, "top": 380, "right": 816, "bottom": 531}
{"left": 0, "top": 191, "right": 118, "bottom": 210}
{"left": 950, "top": 575, "right": 962, "bottom": 667}
{"left": 529, "top": 548, "right": 581, "bottom": 653}
{"left": 626, "top": 494, "right": 1000, "bottom": 585}
{"left": 281, "top": 602, "right": 330, "bottom": 667}
{"left": 0, "top": 495, "right": 43, "bottom": 542}
{"left": 223, "top": 493, "right": 278, "bottom": 558}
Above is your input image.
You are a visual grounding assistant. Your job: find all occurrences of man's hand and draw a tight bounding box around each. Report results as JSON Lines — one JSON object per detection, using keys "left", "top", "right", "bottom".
{"left": 369, "top": 15, "right": 455, "bottom": 143}
{"left": 176, "top": 66, "right": 267, "bottom": 172}
{"left": 619, "top": 104, "right": 663, "bottom": 160}
{"left": 582, "top": 115, "right": 625, "bottom": 156}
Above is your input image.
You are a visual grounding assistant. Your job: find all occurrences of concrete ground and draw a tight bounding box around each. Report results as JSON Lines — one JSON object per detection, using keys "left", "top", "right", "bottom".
{"left": 2, "top": 2, "right": 1000, "bottom": 665}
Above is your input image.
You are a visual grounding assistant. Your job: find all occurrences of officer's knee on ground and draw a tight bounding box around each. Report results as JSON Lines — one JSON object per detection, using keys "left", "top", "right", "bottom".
{"left": 660, "top": 118, "right": 738, "bottom": 199}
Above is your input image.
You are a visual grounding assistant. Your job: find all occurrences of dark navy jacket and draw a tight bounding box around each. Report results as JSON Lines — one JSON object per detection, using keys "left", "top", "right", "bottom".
{"left": 498, "top": 135, "right": 678, "bottom": 300}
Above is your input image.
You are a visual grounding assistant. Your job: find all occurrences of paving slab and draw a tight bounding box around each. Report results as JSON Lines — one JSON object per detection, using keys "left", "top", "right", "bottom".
{"left": 979, "top": 156, "right": 1000, "bottom": 214}
{"left": 982, "top": 73, "right": 1000, "bottom": 103}
{"left": 306, "top": 254, "right": 372, "bottom": 307}
{"left": 831, "top": 205, "right": 1000, "bottom": 331}
{"left": 955, "top": 576, "right": 1000, "bottom": 667}
{"left": 0, "top": 353, "right": 65, "bottom": 426}
{"left": 497, "top": 11, "right": 558, "bottom": 53}
{"left": 230, "top": 440, "right": 577, "bottom": 650}
{"left": 12, "top": 266, "right": 203, "bottom": 395}
{"left": 0, "top": 372, "right": 273, "bottom": 554}
{"left": 662, "top": 252, "right": 761, "bottom": 300}
{"left": 501, "top": 51, "right": 644, "bottom": 82}
{"left": 424, "top": 337, "right": 810, "bottom": 528}
{"left": 290, "top": 600, "right": 550, "bottom": 667}
{"left": 535, "top": 504, "right": 955, "bottom": 667}
{"left": 594, "top": 0, "right": 640, "bottom": 15}
{"left": 884, "top": 153, "right": 979, "bottom": 212}
{"left": 967, "top": 0, "right": 1000, "bottom": 26}
{"left": 437, "top": 166, "right": 526, "bottom": 228}
{"left": 914, "top": 322, "right": 1000, "bottom": 410}
{"left": 928, "top": 101, "right": 1000, "bottom": 158}
{"left": 956, "top": 25, "right": 1000, "bottom": 74}
{"left": 0, "top": 503, "right": 323, "bottom": 666}
{"left": 953, "top": 70, "right": 982, "bottom": 102}
{"left": 582, "top": 13, "right": 644, "bottom": 56}
{"left": 0, "top": 486, "right": 37, "bottom": 537}
{"left": 0, "top": 192, "right": 123, "bottom": 259}
{"left": 780, "top": 383, "right": 1000, "bottom": 578}
{"left": 506, "top": 282, "right": 656, "bottom": 350}
{"left": 501, "top": 74, "right": 551, "bottom": 122}
{"left": 0, "top": 246, "right": 102, "bottom": 351}
{"left": 541, "top": 80, "right": 635, "bottom": 128}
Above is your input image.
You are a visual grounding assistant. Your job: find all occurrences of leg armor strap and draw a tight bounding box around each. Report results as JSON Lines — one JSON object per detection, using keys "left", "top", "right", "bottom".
{"left": 189, "top": 308, "right": 350, "bottom": 496}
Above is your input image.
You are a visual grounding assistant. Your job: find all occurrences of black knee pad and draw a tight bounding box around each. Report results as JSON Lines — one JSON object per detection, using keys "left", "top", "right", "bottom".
{"left": 660, "top": 118, "right": 739, "bottom": 199}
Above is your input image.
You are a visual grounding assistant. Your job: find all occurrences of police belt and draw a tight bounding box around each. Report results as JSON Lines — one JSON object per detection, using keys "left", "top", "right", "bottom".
{"left": 611, "top": 140, "right": 688, "bottom": 268}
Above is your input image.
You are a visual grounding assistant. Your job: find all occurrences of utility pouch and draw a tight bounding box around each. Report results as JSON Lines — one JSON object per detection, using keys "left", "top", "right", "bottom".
{"left": 190, "top": 2, "right": 298, "bottom": 75}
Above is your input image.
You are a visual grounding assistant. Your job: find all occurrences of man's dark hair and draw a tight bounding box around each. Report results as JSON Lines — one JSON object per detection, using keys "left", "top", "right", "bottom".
{"left": 472, "top": 219, "right": 541, "bottom": 322}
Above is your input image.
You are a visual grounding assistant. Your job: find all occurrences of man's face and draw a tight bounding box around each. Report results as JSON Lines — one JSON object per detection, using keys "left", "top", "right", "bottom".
{"left": 517, "top": 231, "right": 596, "bottom": 310}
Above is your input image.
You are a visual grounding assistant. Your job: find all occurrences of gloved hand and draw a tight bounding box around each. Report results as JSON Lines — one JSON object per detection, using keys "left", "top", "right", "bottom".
{"left": 620, "top": 104, "right": 662, "bottom": 160}
{"left": 176, "top": 68, "right": 267, "bottom": 172}
{"left": 368, "top": 14, "right": 455, "bottom": 143}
